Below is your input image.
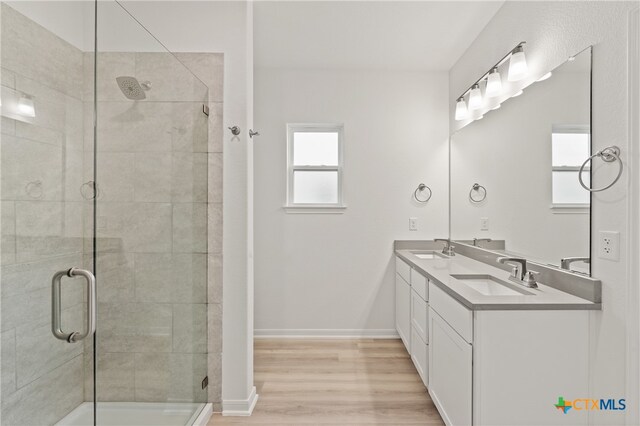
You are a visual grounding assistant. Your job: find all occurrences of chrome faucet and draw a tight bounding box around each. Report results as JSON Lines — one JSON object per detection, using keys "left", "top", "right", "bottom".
{"left": 434, "top": 239, "right": 455, "bottom": 256}
{"left": 473, "top": 238, "right": 492, "bottom": 247}
{"left": 497, "top": 257, "right": 539, "bottom": 288}
{"left": 560, "top": 257, "right": 590, "bottom": 271}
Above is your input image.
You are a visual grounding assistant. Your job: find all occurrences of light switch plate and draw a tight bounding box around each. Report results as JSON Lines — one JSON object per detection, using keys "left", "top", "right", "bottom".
{"left": 599, "top": 231, "right": 620, "bottom": 261}
{"left": 409, "top": 217, "right": 418, "bottom": 231}
{"left": 480, "top": 217, "right": 489, "bottom": 231}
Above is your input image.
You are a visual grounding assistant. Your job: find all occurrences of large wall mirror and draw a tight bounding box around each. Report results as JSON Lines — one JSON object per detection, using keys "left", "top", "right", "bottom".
{"left": 450, "top": 47, "right": 592, "bottom": 275}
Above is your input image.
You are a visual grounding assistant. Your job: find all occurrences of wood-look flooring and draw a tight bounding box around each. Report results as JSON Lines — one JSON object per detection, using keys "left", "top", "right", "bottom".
{"left": 209, "top": 338, "right": 444, "bottom": 425}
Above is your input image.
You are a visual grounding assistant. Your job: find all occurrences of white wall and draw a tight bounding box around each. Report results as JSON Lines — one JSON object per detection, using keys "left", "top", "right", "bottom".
{"left": 449, "top": 2, "right": 638, "bottom": 424}
{"left": 253, "top": 1, "right": 503, "bottom": 70}
{"left": 254, "top": 68, "right": 449, "bottom": 335}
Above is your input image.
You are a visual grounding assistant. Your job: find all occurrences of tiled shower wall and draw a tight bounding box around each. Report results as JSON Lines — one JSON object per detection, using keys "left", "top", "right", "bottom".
{"left": 1, "top": 4, "right": 87, "bottom": 425}
{"left": 0, "top": 4, "right": 223, "bottom": 423}
{"left": 85, "top": 51, "right": 223, "bottom": 406}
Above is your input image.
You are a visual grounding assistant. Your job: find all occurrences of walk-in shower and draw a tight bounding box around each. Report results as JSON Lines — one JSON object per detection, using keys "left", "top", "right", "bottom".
{"left": 0, "top": 1, "right": 217, "bottom": 425}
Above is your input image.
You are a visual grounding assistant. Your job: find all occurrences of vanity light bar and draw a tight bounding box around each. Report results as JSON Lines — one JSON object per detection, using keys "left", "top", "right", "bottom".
{"left": 455, "top": 41, "right": 527, "bottom": 121}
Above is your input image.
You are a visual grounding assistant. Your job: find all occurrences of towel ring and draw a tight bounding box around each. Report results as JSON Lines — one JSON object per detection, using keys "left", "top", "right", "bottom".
{"left": 469, "top": 183, "right": 487, "bottom": 203}
{"left": 413, "top": 184, "right": 432, "bottom": 203}
{"left": 578, "top": 146, "right": 623, "bottom": 193}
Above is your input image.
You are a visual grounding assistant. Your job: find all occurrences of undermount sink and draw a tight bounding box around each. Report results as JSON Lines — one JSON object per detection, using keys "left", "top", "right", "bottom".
{"left": 411, "top": 250, "right": 447, "bottom": 260}
{"left": 450, "top": 274, "right": 534, "bottom": 296}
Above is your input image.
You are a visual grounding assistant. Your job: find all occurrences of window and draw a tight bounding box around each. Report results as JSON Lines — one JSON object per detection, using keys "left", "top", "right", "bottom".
{"left": 551, "top": 125, "right": 590, "bottom": 210}
{"left": 286, "top": 124, "right": 344, "bottom": 211}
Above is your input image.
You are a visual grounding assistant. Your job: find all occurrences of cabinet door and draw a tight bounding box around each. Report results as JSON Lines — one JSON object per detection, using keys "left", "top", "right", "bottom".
{"left": 411, "top": 326, "right": 428, "bottom": 388}
{"left": 411, "top": 288, "right": 428, "bottom": 343}
{"left": 395, "top": 274, "right": 411, "bottom": 351}
{"left": 429, "top": 307, "right": 472, "bottom": 426}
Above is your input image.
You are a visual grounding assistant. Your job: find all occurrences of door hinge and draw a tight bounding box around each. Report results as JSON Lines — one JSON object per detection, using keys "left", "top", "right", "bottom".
{"left": 202, "top": 104, "right": 210, "bottom": 116}
{"left": 202, "top": 375, "right": 209, "bottom": 389}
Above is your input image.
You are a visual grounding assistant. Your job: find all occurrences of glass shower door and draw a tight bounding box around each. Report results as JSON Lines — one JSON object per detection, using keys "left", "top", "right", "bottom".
{"left": 1, "top": 1, "right": 98, "bottom": 424}
{"left": 92, "top": 2, "right": 209, "bottom": 424}
{"left": 1, "top": 1, "right": 209, "bottom": 424}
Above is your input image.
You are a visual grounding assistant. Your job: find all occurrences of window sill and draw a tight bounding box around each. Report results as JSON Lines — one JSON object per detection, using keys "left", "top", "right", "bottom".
{"left": 550, "top": 204, "right": 590, "bottom": 214}
{"left": 283, "top": 205, "right": 347, "bottom": 214}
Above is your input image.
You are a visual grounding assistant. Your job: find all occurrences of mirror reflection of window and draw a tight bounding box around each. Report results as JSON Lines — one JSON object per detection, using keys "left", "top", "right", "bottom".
{"left": 551, "top": 125, "right": 591, "bottom": 207}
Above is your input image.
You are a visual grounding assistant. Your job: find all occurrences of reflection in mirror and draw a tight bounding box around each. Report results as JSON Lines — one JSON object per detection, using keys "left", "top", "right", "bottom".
{"left": 450, "top": 47, "right": 592, "bottom": 275}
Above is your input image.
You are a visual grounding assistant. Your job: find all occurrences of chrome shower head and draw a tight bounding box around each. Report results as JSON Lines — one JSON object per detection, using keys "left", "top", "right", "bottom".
{"left": 116, "top": 76, "right": 150, "bottom": 100}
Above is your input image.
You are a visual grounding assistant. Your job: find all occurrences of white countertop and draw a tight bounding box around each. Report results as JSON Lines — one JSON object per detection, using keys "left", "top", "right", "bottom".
{"left": 395, "top": 249, "right": 601, "bottom": 310}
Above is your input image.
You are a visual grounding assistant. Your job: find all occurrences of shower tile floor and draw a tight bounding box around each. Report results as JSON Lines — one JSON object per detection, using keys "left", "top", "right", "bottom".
{"left": 56, "top": 402, "right": 205, "bottom": 426}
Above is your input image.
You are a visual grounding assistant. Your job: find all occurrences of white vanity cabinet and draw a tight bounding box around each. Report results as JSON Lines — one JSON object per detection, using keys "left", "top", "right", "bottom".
{"left": 410, "top": 287, "right": 429, "bottom": 386}
{"left": 427, "top": 281, "right": 590, "bottom": 426}
{"left": 428, "top": 284, "right": 472, "bottom": 426}
{"left": 395, "top": 271, "right": 411, "bottom": 351}
{"left": 395, "top": 256, "right": 429, "bottom": 387}
{"left": 395, "top": 257, "right": 412, "bottom": 351}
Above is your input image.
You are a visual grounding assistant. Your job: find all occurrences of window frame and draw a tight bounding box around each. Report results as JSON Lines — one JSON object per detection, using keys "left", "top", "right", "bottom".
{"left": 285, "top": 123, "right": 346, "bottom": 213}
{"left": 550, "top": 124, "right": 591, "bottom": 213}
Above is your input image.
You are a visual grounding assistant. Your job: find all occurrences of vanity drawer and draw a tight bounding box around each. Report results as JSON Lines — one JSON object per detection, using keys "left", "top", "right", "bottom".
{"left": 429, "top": 281, "right": 473, "bottom": 343}
{"left": 411, "top": 288, "right": 428, "bottom": 343}
{"left": 410, "top": 268, "right": 428, "bottom": 301}
{"left": 411, "top": 326, "right": 428, "bottom": 388}
{"left": 396, "top": 256, "right": 411, "bottom": 284}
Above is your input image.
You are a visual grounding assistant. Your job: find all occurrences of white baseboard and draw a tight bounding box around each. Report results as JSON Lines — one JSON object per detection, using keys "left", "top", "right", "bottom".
{"left": 222, "top": 386, "right": 259, "bottom": 416}
{"left": 254, "top": 329, "right": 400, "bottom": 339}
{"left": 192, "top": 403, "right": 213, "bottom": 426}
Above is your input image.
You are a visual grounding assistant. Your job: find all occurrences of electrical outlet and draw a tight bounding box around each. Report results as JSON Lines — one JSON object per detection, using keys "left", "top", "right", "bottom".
{"left": 409, "top": 217, "right": 418, "bottom": 231}
{"left": 480, "top": 217, "right": 489, "bottom": 231}
{"left": 599, "top": 231, "right": 620, "bottom": 261}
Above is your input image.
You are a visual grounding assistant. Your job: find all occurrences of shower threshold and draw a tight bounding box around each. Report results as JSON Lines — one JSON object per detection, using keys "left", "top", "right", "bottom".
{"left": 56, "top": 402, "right": 207, "bottom": 426}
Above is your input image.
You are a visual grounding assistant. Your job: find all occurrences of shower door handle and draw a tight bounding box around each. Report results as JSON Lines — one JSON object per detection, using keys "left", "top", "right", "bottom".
{"left": 52, "top": 268, "right": 96, "bottom": 343}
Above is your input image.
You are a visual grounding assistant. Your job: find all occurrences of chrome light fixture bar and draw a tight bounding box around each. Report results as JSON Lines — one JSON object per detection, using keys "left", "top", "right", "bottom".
{"left": 454, "top": 41, "right": 527, "bottom": 121}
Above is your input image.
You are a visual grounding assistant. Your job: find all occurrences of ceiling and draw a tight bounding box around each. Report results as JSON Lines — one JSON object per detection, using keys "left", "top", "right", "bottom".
{"left": 254, "top": 1, "right": 504, "bottom": 71}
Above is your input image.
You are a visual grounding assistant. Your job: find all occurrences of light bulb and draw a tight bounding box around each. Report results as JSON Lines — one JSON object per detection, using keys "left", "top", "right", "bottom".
{"left": 485, "top": 68, "right": 502, "bottom": 97}
{"left": 512, "top": 90, "right": 524, "bottom": 98}
{"left": 537, "top": 72, "right": 552, "bottom": 82}
{"left": 468, "top": 84, "right": 482, "bottom": 110}
{"left": 454, "top": 97, "right": 468, "bottom": 121}
{"left": 17, "top": 95, "right": 35, "bottom": 117}
{"left": 508, "top": 45, "right": 528, "bottom": 81}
